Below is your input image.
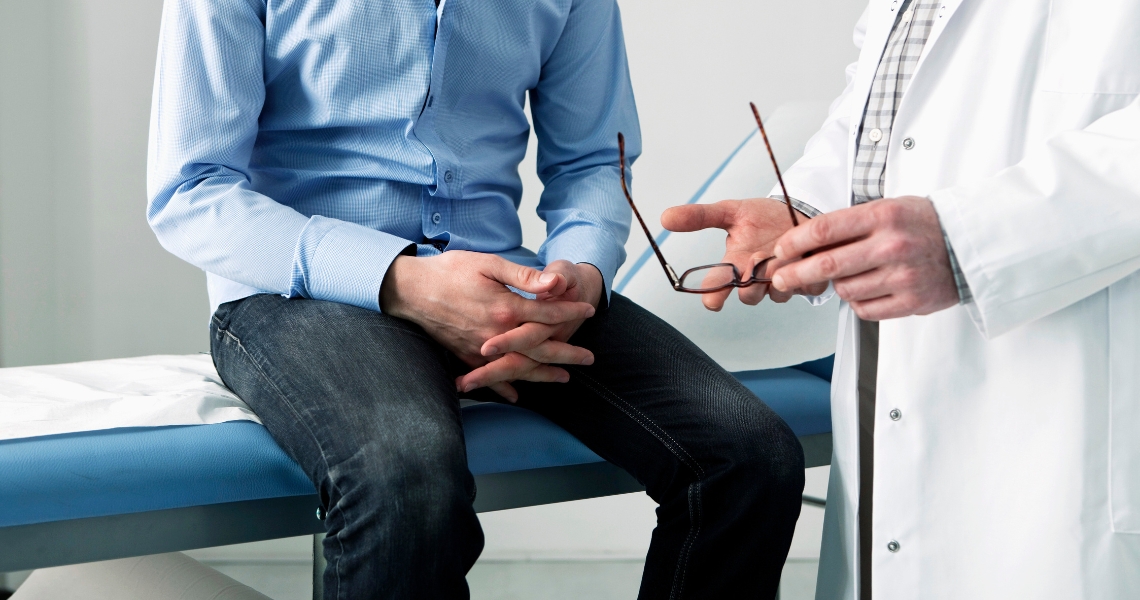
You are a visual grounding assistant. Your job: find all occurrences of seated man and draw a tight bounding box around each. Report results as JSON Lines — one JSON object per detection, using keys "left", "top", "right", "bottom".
{"left": 147, "top": 0, "right": 803, "bottom": 598}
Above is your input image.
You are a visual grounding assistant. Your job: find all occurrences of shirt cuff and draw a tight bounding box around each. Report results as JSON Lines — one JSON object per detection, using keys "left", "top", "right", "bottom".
{"left": 291, "top": 216, "right": 415, "bottom": 312}
{"left": 539, "top": 225, "right": 623, "bottom": 303}
{"left": 771, "top": 195, "right": 822, "bottom": 219}
{"left": 942, "top": 227, "right": 975, "bottom": 305}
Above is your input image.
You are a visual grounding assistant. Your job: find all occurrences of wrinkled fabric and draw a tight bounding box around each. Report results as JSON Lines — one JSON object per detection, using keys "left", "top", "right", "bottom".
{"left": 0, "top": 355, "right": 258, "bottom": 441}
{"left": 147, "top": 0, "right": 640, "bottom": 317}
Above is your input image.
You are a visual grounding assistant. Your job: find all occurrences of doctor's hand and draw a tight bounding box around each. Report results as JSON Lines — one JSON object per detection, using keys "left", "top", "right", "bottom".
{"left": 770, "top": 196, "right": 959, "bottom": 321}
{"left": 456, "top": 260, "right": 604, "bottom": 400}
{"left": 380, "top": 252, "right": 597, "bottom": 400}
{"left": 661, "top": 198, "right": 824, "bottom": 311}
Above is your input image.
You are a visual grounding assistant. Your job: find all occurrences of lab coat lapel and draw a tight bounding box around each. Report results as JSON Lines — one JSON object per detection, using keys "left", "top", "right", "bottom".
{"left": 852, "top": 0, "right": 899, "bottom": 100}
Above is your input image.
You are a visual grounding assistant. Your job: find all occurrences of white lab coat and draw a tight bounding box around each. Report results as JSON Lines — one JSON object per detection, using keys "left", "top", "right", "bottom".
{"left": 777, "top": 1, "right": 1140, "bottom": 597}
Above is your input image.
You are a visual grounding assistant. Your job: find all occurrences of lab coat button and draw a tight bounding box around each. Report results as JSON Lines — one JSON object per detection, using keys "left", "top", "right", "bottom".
{"left": 887, "top": 540, "right": 900, "bottom": 553}
{"left": 431, "top": 212, "right": 442, "bottom": 225}
{"left": 890, "top": 408, "right": 902, "bottom": 421}
{"left": 444, "top": 170, "right": 454, "bottom": 182}
{"left": 869, "top": 128, "right": 884, "bottom": 143}
{"left": 902, "top": 137, "right": 915, "bottom": 150}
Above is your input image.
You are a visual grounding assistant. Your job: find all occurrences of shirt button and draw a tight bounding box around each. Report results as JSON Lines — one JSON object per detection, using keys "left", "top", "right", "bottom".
{"left": 889, "top": 408, "right": 902, "bottom": 421}
{"left": 887, "top": 540, "right": 901, "bottom": 553}
{"left": 902, "top": 137, "right": 915, "bottom": 150}
{"left": 868, "top": 128, "right": 883, "bottom": 143}
{"left": 431, "top": 212, "right": 442, "bottom": 225}
{"left": 444, "top": 170, "right": 454, "bottom": 183}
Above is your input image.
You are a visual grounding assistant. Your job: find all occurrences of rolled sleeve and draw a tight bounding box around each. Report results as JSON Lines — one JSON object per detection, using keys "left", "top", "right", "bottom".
{"left": 292, "top": 216, "right": 415, "bottom": 311}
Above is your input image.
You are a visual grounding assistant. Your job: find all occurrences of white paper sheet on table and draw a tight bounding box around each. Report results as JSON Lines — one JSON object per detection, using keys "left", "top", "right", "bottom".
{"left": 0, "top": 354, "right": 259, "bottom": 441}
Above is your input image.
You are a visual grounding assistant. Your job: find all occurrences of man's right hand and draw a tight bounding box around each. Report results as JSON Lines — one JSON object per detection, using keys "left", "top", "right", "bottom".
{"left": 379, "top": 251, "right": 597, "bottom": 399}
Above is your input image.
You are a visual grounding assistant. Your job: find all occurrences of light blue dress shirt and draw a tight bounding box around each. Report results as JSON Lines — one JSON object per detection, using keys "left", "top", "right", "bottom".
{"left": 147, "top": 0, "right": 641, "bottom": 316}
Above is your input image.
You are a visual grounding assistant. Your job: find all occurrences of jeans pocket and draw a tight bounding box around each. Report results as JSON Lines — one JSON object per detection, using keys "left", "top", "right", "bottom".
{"left": 1109, "top": 271, "right": 1140, "bottom": 533}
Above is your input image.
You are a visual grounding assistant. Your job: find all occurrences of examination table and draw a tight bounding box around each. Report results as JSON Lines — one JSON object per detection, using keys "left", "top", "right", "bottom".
{"left": 0, "top": 354, "right": 832, "bottom": 584}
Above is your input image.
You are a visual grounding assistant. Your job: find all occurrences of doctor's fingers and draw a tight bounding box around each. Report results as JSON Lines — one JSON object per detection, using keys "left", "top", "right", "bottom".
{"left": 848, "top": 294, "right": 913, "bottom": 322}
{"left": 739, "top": 254, "right": 824, "bottom": 304}
{"left": 702, "top": 286, "right": 734, "bottom": 311}
{"left": 738, "top": 253, "right": 778, "bottom": 305}
{"left": 773, "top": 203, "right": 879, "bottom": 260}
{"left": 661, "top": 200, "right": 740, "bottom": 233}
{"left": 738, "top": 281, "right": 772, "bottom": 305}
{"left": 771, "top": 238, "right": 881, "bottom": 293}
{"left": 832, "top": 267, "right": 896, "bottom": 303}
{"left": 762, "top": 279, "right": 829, "bottom": 304}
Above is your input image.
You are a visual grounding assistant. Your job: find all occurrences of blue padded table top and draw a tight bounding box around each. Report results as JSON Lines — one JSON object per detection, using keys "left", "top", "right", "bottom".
{"left": 0, "top": 360, "right": 831, "bottom": 529}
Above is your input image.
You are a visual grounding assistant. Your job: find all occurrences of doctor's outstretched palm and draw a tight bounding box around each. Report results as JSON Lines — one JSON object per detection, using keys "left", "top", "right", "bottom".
{"left": 662, "top": 197, "right": 821, "bottom": 311}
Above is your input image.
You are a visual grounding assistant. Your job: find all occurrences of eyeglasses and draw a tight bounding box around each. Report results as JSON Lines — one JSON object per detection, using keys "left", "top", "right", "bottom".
{"left": 617, "top": 103, "right": 799, "bottom": 294}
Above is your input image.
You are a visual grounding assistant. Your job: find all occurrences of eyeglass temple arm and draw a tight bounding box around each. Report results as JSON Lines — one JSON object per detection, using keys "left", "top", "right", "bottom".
{"left": 750, "top": 102, "right": 799, "bottom": 228}
{"left": 618, "top": 133, "right": 680, "bottom": 288}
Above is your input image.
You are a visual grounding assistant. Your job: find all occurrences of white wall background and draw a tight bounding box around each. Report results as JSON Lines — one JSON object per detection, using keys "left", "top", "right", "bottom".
{"left": 0, "top": 0, "right": 864, "bottom": 571}
{"left": 0, "top": 0, "right": 204, "bottom": 367}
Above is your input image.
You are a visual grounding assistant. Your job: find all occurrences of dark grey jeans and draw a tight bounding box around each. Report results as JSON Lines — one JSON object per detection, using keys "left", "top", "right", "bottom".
{"left": 210, "top": 293, "right": 804, "bottom": 600}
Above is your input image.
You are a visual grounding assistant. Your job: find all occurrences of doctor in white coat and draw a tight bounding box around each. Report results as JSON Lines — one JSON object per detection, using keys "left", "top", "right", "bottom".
{"left": 664, "top": 0, "right": 1140, "bottom": 597}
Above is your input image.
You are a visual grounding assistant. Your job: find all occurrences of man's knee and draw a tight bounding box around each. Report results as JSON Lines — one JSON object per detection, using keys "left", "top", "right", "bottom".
{"left": 319, "top": 424, "right": 484, "bottom": 583}
{"left": 329, "top": 426, "right": 475, "bottom": 524}
{"left": 718, "top": 395, "right": 806, "bottom": 502}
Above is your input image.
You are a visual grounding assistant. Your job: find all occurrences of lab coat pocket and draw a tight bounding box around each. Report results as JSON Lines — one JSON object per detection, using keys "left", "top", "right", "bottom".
{"left": 1109, "top": 271, "right": 1140, "bottom": 533}
{"left": 1041, "top": 0, "right": 1140, "bottom": 94}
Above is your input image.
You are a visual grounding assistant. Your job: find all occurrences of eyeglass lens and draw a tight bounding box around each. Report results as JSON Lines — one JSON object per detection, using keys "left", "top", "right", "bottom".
{"left": 677, "top": 259, "right": 773, "bottom": 293}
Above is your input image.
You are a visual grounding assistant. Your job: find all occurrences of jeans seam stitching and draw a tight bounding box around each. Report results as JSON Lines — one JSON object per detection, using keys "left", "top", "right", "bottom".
{"left": 219, "top": 326, "right": 349, "bottom": 600}
{"left": 570, "top": 368, "right": 706, "bottom": 478}
{"left": 670, "top": 482, "right": 703, "bottom": 600}
{"left": 568, "top": 368, "right": 704, "bottom": 599}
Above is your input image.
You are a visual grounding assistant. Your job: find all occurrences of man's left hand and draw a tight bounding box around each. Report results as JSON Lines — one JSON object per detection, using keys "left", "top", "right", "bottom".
{"left": 771, "top": 196, "right": 960, "bottom": 321}
{"left": 455, "top": 260, "right": 603, "bottom": 397}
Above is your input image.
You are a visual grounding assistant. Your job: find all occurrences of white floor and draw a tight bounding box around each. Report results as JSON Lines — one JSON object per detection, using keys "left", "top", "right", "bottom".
{"left": 190, "top": 557, "right": 818, "bottom": 600}
{"left": 1, "top": 541, "right": 818, "bottom": 600}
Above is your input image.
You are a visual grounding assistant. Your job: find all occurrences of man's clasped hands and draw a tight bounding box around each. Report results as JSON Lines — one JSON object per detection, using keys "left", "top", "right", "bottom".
{"left": 380, "top": 194, "right": 960, "bottom": 398}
